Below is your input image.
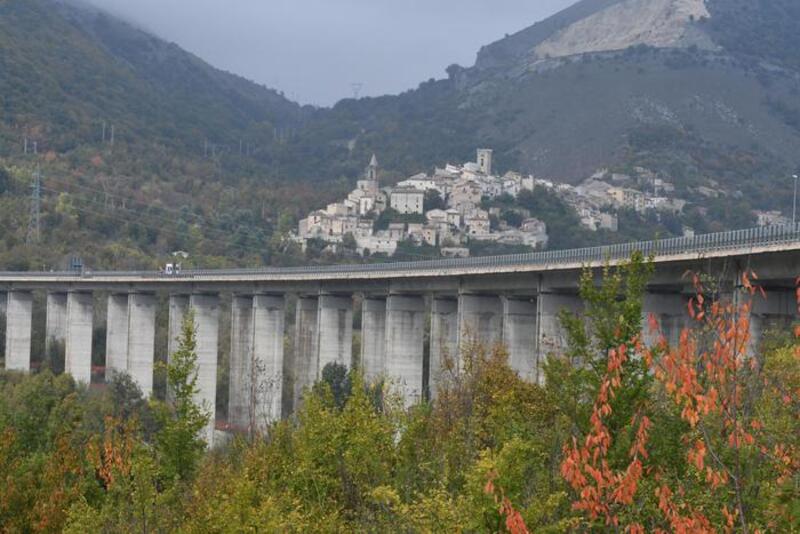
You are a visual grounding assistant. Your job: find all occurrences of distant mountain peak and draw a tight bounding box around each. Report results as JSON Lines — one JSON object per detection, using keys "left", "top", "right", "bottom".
{"left": 533, "top": 0, "right": 715, "bottom": 60}
{"left": 476, "top": 0, "right": 718, "bottom": 71}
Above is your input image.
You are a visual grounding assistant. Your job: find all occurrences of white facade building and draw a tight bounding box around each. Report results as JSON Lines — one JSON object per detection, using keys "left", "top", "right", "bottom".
{"left": 391, "top": 187, "right": 425, "bottom": 214}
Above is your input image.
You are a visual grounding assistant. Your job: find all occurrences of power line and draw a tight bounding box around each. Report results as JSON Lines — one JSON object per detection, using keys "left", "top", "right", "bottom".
{"left": 43, "top": 173, "right": 257, "bottom": 233}
{"left": 38, "top": 185, "right": 268, "bottom": 256}
{"left": 41, "top": 174, "right": 267, "bottom": 245}
{"left": 10, "top": 170, "right": 271, "bottom": 254}
{"left": 26, "top": 165, "right": 41, "bottom": 244}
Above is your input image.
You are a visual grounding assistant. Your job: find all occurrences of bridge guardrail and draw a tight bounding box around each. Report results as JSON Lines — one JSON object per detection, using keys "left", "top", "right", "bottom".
{"left": 1, "top": 224, "right": 798, "bottom": 280}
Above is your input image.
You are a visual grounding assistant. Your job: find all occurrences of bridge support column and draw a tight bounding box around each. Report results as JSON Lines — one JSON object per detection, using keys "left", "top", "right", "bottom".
{"left": 229, "top": 296, "right": 254, "bottom": 431}
{"left": 126, "top": 293, "right": 157, "bottom": 397}
{"left": 293, "top": 297, "right": 318, "bottom": 410}
{"left": 385, "top": 295, "right": 425, "bottom": 406}
{"left": 502, "top": 297, "right": 538, "bottom": 383}
{"left": 458, "top": 294, "right": 503, "bottom": 350}
{"left": 45, "top": 293, "right": 67, "bottom": 360}
{"left": 252, "top": 295, "right": 285, "bottom": 427}
{"left": 429, "top": 297, "right": 458, "bottom": 398}
{"left": 65, "top": 292, "right": 94, "bottom": 384}
{"left": 317, "top": 295, "right": 352, "bottom": 372}
{"left": 5, "top": 291, "right": 33, "bottom": 371}
{"left": 166, "top": 295, "right": 190, "bottom": 402}
{"left": 191, "top": 294, "right": 220, "bottom": 447}
{"left": 168, "top": 295, "right": 190, "bottom": 358}
{"left": 748, "top": 289, "right": 799, "bottom": 352}
{"left": 0, "top": 292, "right": 4, "bottom": 362}
{"left": 105, "top": 294, "right": 129, "bottom": 380}
{"left": 536, "top": 293, "right": 583, "bottom": 366}
{"left": 642, "top": 293, "right": 690, "bottom": 348}
{"left": 361, "top": 297, "right": 386, "bottom": 382}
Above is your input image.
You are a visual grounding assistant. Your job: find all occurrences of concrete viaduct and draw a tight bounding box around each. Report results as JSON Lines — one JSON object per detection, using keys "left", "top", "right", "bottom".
{"left": 1, "top": 225, "right": 799, "bottom": 445}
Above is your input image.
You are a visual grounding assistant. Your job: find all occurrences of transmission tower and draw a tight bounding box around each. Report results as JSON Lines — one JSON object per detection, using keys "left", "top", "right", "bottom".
{"left": 26, "top": 165, "right": 42, "bottom": 245}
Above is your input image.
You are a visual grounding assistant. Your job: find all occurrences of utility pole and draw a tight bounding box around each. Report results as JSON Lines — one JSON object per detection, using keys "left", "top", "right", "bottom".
{"left": 102, "top": 121, "right": 107, "bottom": 144}
{"left": 26, "top": 165, "right": 42, "bottom": 245}
{"left": 23, "top": 136, "right": 28, "bottom": 155}
{"left": 792, "top": 173, "right": 798, "bottom": 225}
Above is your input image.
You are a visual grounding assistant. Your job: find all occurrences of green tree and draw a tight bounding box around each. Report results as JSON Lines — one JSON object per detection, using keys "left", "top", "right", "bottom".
{"left": 424, "top": 189, "right": 446, "bottom": 212}
{"left": 546, "top": 252, "right": 662, "bottom": 476}
{"left": 154, "top": 309, "right": 209, "bottom": 481}
{"left": 0, "top": 167, "right": 9, "bottom": 195}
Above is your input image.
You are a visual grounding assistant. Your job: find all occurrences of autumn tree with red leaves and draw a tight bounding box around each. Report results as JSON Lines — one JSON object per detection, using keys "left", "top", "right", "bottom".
{"left": 560, "top": 264, "right": 800, "bottom": 533}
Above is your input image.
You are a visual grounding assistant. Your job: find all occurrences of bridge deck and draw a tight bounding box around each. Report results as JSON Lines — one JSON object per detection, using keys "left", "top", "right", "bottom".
{"left": 0, "top": 225, "right": 798, "bottom": 286}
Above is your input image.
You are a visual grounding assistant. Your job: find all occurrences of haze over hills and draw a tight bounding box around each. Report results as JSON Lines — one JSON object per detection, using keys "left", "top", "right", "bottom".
{"left": 0, "top": 0, "right": 799, "bottom": 271}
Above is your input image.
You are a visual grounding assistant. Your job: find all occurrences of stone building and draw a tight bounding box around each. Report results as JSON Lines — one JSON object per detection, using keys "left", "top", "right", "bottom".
{"left": 391, "top": 187, "right": 425, "bottom": 214}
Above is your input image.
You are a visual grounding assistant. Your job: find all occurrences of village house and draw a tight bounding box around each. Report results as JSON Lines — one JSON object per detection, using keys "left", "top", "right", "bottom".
{"left": 608, "top": 187, "right": 646, "bottom": 212}
{"left": 465, "top": 211, "right": 491, "bottom": 236}
{"left": 390, "top": 187, "right": 424, "bottom": 214}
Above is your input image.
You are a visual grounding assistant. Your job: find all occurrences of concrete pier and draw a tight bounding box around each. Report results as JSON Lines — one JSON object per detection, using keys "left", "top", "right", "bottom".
{"left": 65, "top": 292, "right": 94, "bottom": 384}
{"left": 126, "top": 293, "right": 157, "bottom": 397}
{"left": 45, "top": 293, "right": 67, "bottom": 359}
{"left": 229, "top": 296, "right": 254, "bottom": 430}
{"left": 385, "top": 295, "right": 426, "bottom": 405}
{"left": 429, "top": 297, "right": 458, "bottom": 396}
{"left": 317, "top": 295, "right": 353, "bottom": 373}
{"left": 360, "top": 297, "right": 387, "bottom": 381}
{"left": 642, "top": 293, "right": 689, "bottom": 348}
{"left": 190, "top": 294, "right": 220, "bottom": 446}
{"left": 0, "top": 293, "right": 4, "bottom": 363}
{"left": 167, "top": 295, "right": 190, "bottom": 359}
{"left": 5, "top": 291, "right": 33, "bottom": 371}
{"left": 294, "top": 297, "right": 318, "bottom": 408}
{"left": 502, "top": 298, "right": 538, "bottom": 382}
{"left": 252, "top": 295, "right": 285, "bottom": 426}
{"left": 537, "top": 293, "right": 583, "bottom": 363}
{"left": 458, "top": 294, "right": 503, "bottom": 349}
{"left": 105, "top": 294, "right": 129, "bottom": 379}
{"left": 166, "top": 295, "right": 190, "bottom": 403}
{"left": 748, "top": 289, "right": 799, "bottom": 352}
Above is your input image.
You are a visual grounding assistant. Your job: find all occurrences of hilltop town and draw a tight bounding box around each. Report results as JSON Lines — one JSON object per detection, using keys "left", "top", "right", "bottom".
{"left": 294, "top": 149, "right": 705, "bottom": 257}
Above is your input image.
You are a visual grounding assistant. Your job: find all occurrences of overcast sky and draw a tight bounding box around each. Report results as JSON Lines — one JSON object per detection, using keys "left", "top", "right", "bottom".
{"left": 84, "top": 0, "right": 573, "bottom": 106}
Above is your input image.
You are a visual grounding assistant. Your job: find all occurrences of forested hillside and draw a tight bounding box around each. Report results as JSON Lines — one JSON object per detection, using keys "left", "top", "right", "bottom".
{"left": 0, "top": 0, "right": 335, "bottom": 271}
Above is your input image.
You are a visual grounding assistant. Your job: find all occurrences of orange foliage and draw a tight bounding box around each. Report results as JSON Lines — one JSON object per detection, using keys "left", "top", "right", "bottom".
{"left": 484, "top": 472, "right": 531, "bottom": 534}
{"left": 560, "top": 342, "right": 652, "bottom": 529}
{"left": 562, "top": 270, "right": 800, "bottom": 532}
{"left": 86, "top": 416, "right": 136, "bottom": 489}
{"left": 32, "top": 433, "right": 86, "bottom": 532}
